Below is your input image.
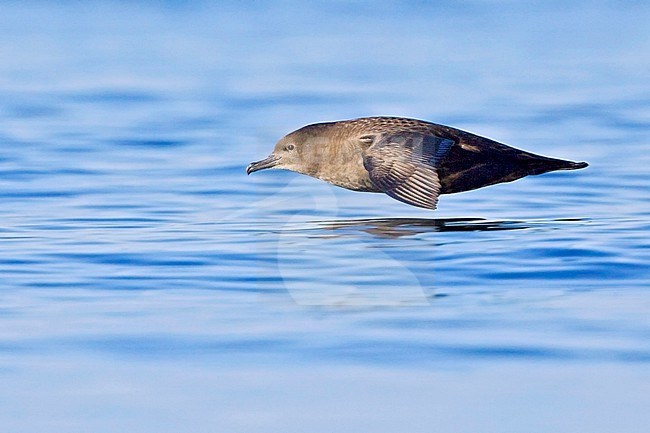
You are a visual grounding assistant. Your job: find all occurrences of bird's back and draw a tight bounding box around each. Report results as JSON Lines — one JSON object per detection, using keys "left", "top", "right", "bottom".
{"left": 336, "top": 117, "right": 588, "bottom": 195}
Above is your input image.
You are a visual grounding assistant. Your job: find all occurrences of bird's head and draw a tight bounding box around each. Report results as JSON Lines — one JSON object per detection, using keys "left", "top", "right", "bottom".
{"left": 246, "top": 123, "right": 339, "bottom": 177}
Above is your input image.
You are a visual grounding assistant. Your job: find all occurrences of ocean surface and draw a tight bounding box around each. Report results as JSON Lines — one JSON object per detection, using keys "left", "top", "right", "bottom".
{"left": 1, "top": 2, "right": 649, "bottom": 432}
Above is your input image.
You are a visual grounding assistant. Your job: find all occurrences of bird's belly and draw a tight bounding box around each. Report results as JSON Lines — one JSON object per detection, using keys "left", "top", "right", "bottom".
{"left": 316, "top": 172, "right": 380, "bottom": 192}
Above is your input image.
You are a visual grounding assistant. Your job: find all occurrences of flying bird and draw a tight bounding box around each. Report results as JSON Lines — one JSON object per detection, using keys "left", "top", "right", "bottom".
{"left": 247, "top": 117, "right": 588, "bottom": 210}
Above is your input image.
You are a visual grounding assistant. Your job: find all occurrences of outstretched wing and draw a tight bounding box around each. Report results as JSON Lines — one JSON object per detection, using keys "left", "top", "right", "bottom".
{"left": 362, "top": 132, "right": 454, "bottom": 210}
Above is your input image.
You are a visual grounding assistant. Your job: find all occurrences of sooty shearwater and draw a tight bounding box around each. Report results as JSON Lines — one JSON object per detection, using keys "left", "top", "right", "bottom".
{"left": 247, "top": 117, "right": 588, "bottom": 210}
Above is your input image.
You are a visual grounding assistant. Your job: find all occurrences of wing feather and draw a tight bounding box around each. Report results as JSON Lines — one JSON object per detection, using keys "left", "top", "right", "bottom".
{"left": 362, "top": 132, "right": 454, "bottom": 210}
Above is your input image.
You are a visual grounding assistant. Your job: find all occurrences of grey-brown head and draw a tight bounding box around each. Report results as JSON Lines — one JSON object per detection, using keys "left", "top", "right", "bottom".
{"left": 247, "top": 128, "right": 307, "bottom": 176}
{"left": 246, "top": 122, "right": 376, "bottom": 191}
{"left": 247, "top": 123, "right": 333, "bottom": 176}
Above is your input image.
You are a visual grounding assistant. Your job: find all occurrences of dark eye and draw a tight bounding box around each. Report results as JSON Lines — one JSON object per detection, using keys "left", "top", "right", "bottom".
{"left": 286, "top": 144, "right": 295, "bottom": 151}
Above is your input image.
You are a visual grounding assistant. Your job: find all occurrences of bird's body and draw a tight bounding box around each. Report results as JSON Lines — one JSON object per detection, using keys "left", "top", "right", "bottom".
{"left": 247, "top": 117, "right": 588, "bottom": 210}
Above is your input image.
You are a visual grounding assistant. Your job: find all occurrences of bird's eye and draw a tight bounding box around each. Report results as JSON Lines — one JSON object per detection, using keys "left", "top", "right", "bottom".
{"left": 286, "top": 144, "right": 295, "bottom": 151}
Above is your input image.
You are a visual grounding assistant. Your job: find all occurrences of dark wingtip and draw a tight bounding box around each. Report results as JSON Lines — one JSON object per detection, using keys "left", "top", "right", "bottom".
{"left": 571, "top": 161, "right": 589, "bottom": 169}
{"left": 528, "top": 158, "right": 589, "bottom": 176}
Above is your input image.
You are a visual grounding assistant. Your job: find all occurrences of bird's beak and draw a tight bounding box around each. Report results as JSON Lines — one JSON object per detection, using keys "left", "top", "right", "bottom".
{"left": 246, "top": 154, "right": 280, "bottom": 175}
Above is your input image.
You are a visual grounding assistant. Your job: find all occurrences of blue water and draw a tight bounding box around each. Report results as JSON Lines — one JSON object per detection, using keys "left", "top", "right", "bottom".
{"left": 1, "top": 1, "right": 650, "bottom": 432}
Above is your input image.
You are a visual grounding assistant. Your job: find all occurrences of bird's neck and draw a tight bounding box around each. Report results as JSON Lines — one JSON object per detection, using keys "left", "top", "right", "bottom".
{"left": 310, "top": 139, "right": 377, "bottom": 192}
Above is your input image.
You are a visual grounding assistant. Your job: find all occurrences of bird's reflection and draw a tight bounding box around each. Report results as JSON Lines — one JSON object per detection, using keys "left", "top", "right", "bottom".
{"left": 315, "top": 217, "right": 531, "bottom": 239}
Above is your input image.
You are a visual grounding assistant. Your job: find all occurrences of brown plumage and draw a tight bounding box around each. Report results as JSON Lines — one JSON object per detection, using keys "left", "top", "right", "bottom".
{"left": 246, "top": 117, "right": 588, "bottom": 210}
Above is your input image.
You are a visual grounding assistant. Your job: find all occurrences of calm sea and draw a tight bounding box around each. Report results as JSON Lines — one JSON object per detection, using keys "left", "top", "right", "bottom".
{"left": 1, "top": 2, "right": 649, "bottom": 432}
